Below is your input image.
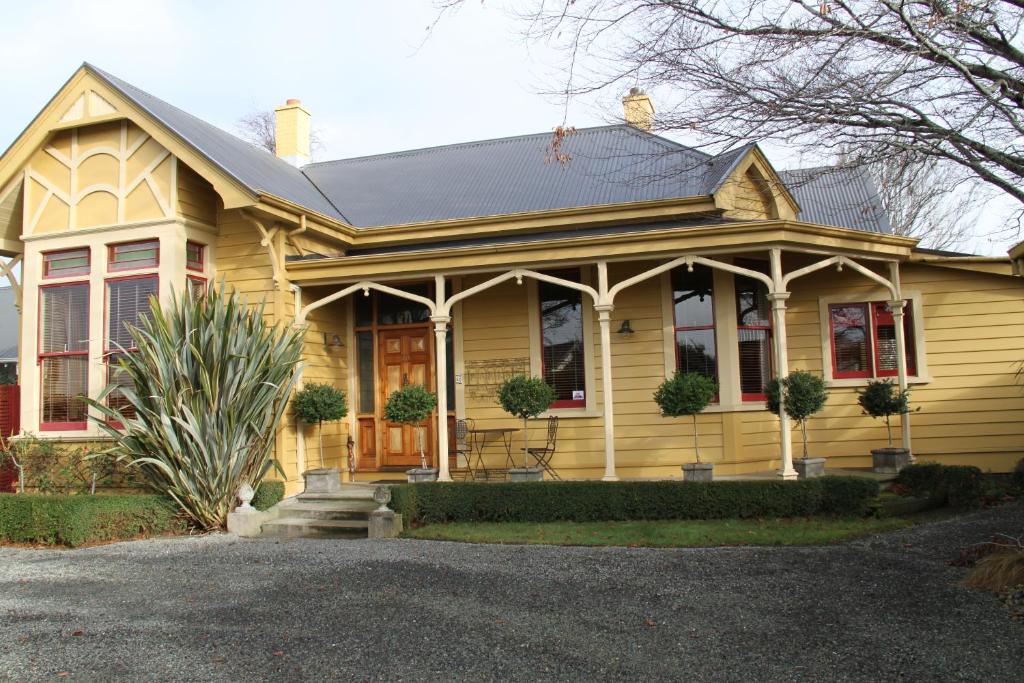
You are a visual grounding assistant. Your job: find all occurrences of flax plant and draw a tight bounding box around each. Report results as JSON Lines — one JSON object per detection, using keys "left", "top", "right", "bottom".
{"left": 86, "top": 282, "right": 304, "bottom": 530}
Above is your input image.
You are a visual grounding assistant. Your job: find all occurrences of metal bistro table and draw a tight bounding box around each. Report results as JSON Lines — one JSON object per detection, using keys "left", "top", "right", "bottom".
{"left": 466, "top": 427, "right": 520, "bottom": 481}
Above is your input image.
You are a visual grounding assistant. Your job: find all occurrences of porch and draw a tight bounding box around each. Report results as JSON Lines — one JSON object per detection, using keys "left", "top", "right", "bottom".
{"left": 285, "top": 227, "right": 917, "bottom": 484}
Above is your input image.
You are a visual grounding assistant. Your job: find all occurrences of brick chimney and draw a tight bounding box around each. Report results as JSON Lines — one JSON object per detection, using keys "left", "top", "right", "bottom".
{"left": 274, "top": 99, "right": 311, "bottom": 166}
{"left": 622, "top": 87, "right": 654, "bottom": 131}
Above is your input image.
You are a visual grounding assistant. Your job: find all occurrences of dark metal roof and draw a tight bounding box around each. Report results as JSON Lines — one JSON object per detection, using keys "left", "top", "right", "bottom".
{"left": 779, "top": 165, "right": 892, "bottom": 234}
{"left": 86, "top": 65, "right": 345, "bottom": 221}
{"left": 82, "top": 66, "right": 892, "bottom": 236}
{"left": 303, "top": 126, "right": 720, "bottom": 227}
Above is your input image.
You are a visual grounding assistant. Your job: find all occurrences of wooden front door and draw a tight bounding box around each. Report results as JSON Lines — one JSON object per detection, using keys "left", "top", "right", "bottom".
{"left": 379, "top": 328, "right": 434, "bottom": 468}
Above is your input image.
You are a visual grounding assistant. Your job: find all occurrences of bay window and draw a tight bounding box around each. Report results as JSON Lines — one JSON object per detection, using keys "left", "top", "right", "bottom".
{"left": 828, "top": 301, "right": 916, "bottom": 379}
{"left": 39, "top": 283, "right": 89, "bottom": 430}
{"left": 539, "top": 271, "right": 586, "bottom": 408}
{"left": 671, "top": 265, "right": 717, "bottom": 382}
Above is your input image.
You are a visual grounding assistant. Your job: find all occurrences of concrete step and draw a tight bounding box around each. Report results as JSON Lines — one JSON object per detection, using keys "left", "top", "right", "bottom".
{"left": 276, "top": 501, "right": 377, "bottom": 520}
{"left": 297, "top": 490, "right": 381, "bottom": 503}
{"left": 261, "top": 517, "right": 369, "bottom": 539}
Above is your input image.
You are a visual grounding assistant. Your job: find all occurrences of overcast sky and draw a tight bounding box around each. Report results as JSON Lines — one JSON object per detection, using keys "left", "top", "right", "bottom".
{"left": 0, "top": 0, "right": 1015, "bottom": 254}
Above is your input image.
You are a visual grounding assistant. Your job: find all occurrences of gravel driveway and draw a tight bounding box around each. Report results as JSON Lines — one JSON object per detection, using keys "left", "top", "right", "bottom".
{"left": 1, "top": 506, "right": 1022, "bottom": 682}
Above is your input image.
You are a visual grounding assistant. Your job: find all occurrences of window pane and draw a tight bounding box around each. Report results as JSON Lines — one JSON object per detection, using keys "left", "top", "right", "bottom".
{"left": 540, "top": 278, "right": 585, "bottom": 404}
{"left": 186, "top": 242, "right": 204, "bottom": 270}
{"left": 41, "top": 284, "right": 89, "bottom": 354}
{"left": 831, "top": 304, "right": 870, "bottom": 375}
{"left": 107, "top": 278, "right": 158, "bottom": 350}
{"left": 107, "top": 352, "right": 136, "bottom": 418}
{"left": 874, "top": 302, "right": 916, "bottom": 375}
{"left": 676, "top": 329, "right": 717, "bottom": 379}
{"left": 735, "top": 275, "right": 770, "bottom": 326}
{"left": 357, "top": 331, "right": 375, "bottom": 414}
{"left": 110, "top": 240, "right": 159, "bottom": 270}
{"left": 738, "top": 329, "right": 771, "bottom": 396}
{"left": 42, "top": 356, "right": 88, "bottom": 424}
{"left": 377, "top": 284, "right": 430, "bottom": 325}
{"left": 187, "top": 277, "right": 206, "bottom": 299}
{"left": 354, "top": 293, "right": 373, "bottom": 327}
{"left": 672, "top": 265, "right": 714, "bottom": 328}
{"left": 43, "top": 248, "right": 90, "bottom": 277}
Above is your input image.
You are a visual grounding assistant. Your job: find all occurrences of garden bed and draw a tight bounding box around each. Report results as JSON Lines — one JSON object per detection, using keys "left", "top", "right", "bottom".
{"left": 0, "top": 494, "right": 184, "bottom": 547}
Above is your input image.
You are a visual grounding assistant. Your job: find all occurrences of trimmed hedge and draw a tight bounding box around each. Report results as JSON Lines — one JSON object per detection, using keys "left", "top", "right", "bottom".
{"left": 1013, "top": 458, "right": 1024, "bottom": 495}
{"left": 897, "top": 463, "right": 983, "bottom": 509}
{"left": 0, "top": 494, "right": 183, "bottom": 547}
{"left": 253, "top": 480, "right": 285, "bottom": 511}
{"left": 389, "top": 477, "right": 879, "bottom": 525}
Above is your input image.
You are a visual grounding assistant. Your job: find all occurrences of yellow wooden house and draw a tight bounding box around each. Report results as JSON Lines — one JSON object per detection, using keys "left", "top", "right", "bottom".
{"left": 1, "top": 65, "right": 1022, "bottom": 494}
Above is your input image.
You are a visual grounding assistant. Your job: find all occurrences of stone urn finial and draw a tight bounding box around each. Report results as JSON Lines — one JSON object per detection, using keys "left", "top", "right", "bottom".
{"left": 373, "top": 485, "right": 391, "bottom": 512}
{"left": 237, "top": 482, "right": 255, "bottom": 511}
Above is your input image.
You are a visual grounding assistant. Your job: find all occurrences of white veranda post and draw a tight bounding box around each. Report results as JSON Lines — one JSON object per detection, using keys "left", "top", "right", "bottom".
{"left": 888, "top": 262, "right": 913, "bottom": 460}
{"left": 596, "top": 263, "right": 618, "bottom": 481}
{"left": 769, "top": 249, "right": 798, "bottom": 479}
{"left": 433, "top": 275, "right": 453, "bottom": 482}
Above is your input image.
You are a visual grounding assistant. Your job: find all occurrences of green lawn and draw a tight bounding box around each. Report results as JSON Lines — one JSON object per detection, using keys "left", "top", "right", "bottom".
{"left": 401, "top": 516, "right": 916, "bottom": 548}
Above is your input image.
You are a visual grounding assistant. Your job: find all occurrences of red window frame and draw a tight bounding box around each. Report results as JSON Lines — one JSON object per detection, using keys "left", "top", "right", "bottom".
{"left": 186, "top": 241, "right": 205, "bottom": 272}
{"left": 104, "top": 274, "right": 160, "bottom": 425}
{"left": 42, "top": 248, "right": 90, "bottom": 279}
{"left": 187, "top": 275, "right": 207, "bottom": 298}
{"left": 108, "top": 239, "right": 160, "bottom": 272}
{"left": 671, "top": 265, "right": 719, "bottom": 394}
{"left": 829, "top": 301, "right": 916, "bottom": 380}
{"left": 872, "top": 302, "right": 917, "bottom": 377}
{"left": 38, "top": 281, "right": 90, "bottom": 431}
{"left": 734, "top": 273, "right": 772, "bottom": 402}
{"left": 828, "top": 303, "right": 873, "bottom": 379}
{"left": 538, "top": 269, "right": 587, "bottom": 409}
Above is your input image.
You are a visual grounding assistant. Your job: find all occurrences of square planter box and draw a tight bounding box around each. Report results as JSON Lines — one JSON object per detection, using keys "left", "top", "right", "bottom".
{"left": 872, "top": 447, "right": 911, "bottom": 474}
{"left": 303, "top": 467, "right": 342, "bottom": 494}
{"left": 406, "top": 467, "right": 439, "bottom": 483}
{"left": 509, "top": 466, "right": 544, "bottom": 482}
{"left": 682, "top": 462, "right": 714, "bottom": 482}
{"left": 794, "top": 457, "right": 826, "bottom": 479}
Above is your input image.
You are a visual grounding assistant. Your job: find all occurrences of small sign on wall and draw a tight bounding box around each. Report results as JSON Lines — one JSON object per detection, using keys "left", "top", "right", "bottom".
{"left": 572, "top": 390, "right": 585, "bottom": 401}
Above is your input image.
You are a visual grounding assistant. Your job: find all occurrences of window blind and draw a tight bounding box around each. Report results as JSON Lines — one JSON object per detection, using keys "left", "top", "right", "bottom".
{"left": 539, "top": 273, "right": 585, "bottom": 407}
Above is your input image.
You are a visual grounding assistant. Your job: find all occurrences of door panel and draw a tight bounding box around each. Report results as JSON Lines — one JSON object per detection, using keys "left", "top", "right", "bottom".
{"left": 379, "top": 328, "right": 434, "bottom": 467}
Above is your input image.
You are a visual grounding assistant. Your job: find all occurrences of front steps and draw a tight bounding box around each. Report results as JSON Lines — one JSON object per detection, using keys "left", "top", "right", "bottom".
{"left": 260, "top": 484, "right": 384, "bottom": 539}
{"left": 224, "top": 469, "right": 402, "bottom": 540}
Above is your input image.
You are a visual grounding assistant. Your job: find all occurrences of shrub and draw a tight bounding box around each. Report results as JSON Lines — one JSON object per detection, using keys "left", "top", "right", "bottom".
{"left": 252, "top": 480, "right": 285, "bottom": 511}
{"left": 0, "top": 494, "right": 183, "bottom": 547}
{"left": 857, "top": 379, "right": 911, "bottom": 447}
{"left": 384, "top": 384, "right": 438, "bottom": 467}
{"left": 85, "top": 282, "right": 304, "bottom": 531}
{"left": 388, "top": 477, "right": 879, "bottom": 525}
{"left": 293, "top": 383, "right": 348, "bottom": 468}
{"left": 896, "top": 462, "right": 982, "bottom": 508}
{"left": 1013, "top": 458, "right": 1024, "bottom": 495}
{"left": 943, "top": 466, "right": 983, "bottom": 509}
{"left": 497, "top": 375, "right": 556, "bottom": 466}
{"left": 653, "top": 372, "right": 718, "bottom": 463}
{"left": 965, "top": 551, "right": 1024, "bottom": 593}
{"left": 0, "top": 435, "right": 138, "bottom": 495}
{"left": 766, "top": 371, "right": 828, "bottom": 459}
{"left": 897, "top": 463, "right": 945, "bottom": 497}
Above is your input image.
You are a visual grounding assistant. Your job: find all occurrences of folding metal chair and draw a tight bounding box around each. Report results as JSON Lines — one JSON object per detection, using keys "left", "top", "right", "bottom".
{"left": 450, "top": 418, "right": 475, "bottom": 481}
{"left": 526, "top": 416, "right": 561, "bottom": 480}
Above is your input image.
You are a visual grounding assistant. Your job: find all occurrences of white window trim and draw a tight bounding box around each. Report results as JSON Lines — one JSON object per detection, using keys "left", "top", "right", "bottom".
{"left": 527, "top": 267, "right": 597, "bottom": 418}
{"left": 818, "top": 288, "right": 931, "bottom": 387}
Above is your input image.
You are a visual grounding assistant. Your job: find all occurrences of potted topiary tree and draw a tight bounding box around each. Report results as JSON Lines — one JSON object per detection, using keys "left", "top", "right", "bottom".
{"left": 858, "top": 379, "right": 913, "bottom": 473}
{"left": 766, "top": 370, "right": 829, "bottom": 479}
{"left": 497, "top": 375, "right": 556, "bottom": 481}
{"left": 653, "top": 372, "right": 718, "bottom": 481}
{"left": 383, "top": 384, "right": 439, "bottom": 482}
{"left": 293, "top": 382, "right": 348, "bottom": 471}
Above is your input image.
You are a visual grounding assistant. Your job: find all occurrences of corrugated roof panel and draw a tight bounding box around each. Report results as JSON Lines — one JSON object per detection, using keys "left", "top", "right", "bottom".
{"left": 779, "top": 166, "right": 892, "bottom": 234}
{"left": 303, "top": 126, "right": 716, "bottom": 227}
